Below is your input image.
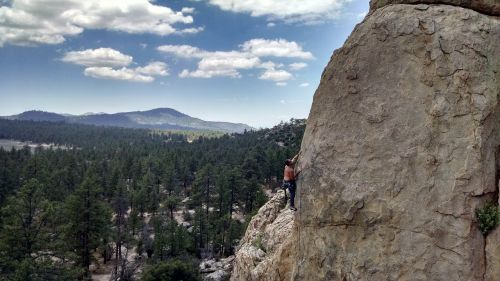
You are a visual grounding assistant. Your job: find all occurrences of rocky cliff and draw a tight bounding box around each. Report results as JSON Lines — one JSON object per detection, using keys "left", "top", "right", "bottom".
{"left": 231, "top": 190, "right": 295, "bottom": 281}
{"left": 232, "top": 1, "right": 500, "bottom": 280}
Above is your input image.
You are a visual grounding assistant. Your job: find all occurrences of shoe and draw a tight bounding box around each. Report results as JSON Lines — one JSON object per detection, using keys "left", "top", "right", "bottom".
{"left": 290, "top": 207, "right": 297, "bottom": 211}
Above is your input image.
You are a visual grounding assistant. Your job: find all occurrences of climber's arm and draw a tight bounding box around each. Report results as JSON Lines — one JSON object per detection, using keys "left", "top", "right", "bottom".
{"left": 290, "top": 151, "right": 301, "bottom": 165}
{"left": 292, "top": 151, "right": 302, "bottom": 178}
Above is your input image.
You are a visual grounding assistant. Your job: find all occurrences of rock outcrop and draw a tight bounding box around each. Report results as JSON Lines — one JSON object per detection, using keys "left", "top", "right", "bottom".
{"left": 293, "top": 2, "right": 500, "bottom": 281}
{"left": 231, "top": 190, "right": 295, "bottom": 281}
{"left": 370, "top": 0, "right": 500, "bottom": 16}
{"left": 200, "top": 256, "right": 234, "bottom": 281}
{"left": 232, "top": 1, "right": 500, "bottom": 281}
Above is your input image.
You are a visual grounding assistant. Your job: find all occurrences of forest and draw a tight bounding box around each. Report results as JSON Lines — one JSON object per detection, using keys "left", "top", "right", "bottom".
{"left": 0, "top": 118, "right": 304, "bottom": 281}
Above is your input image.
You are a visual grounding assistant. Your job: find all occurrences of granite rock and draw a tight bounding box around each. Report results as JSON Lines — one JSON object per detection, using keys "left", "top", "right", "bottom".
{"left": 370, "top": 0, "right": 500, "bottom": 16}
{"left": 292, "top": 3, "right": 500, "bottom": 281}
{"left": 231, "top": 190, "right": 295, "bottom": 281}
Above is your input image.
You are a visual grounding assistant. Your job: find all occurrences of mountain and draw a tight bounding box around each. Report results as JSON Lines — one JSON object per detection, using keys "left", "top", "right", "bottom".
{"left": 4, "top": 108, "right": 253, "bottom": 133}
{"left": 10, "top": 110, "right": 68, "bottom": 122}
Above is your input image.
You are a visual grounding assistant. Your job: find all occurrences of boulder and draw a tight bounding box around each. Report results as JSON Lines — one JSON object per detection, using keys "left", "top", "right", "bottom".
{"left": 201, "top": 256, "right": 235, "bottom": 281}
{"left": 292, "top": 3, "right": 500, "bottom": 281}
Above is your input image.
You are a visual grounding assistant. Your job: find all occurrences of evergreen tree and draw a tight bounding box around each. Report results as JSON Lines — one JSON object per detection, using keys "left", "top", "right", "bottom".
{"left": 0, "top": 179, "right": 77, "bottom": 280}
{"left": 64, "top": 170, "right": 111, "bottom": 280}
{"left": 112, "top": 179, "right": 130, "bottom": 280}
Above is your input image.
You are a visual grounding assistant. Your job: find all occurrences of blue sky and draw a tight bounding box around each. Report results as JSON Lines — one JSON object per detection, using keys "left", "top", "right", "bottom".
{"left": 0, "top": 0, "right": 368, "bottom": 128}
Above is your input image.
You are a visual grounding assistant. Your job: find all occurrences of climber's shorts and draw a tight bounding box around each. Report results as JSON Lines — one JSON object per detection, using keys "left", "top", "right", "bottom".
{"left": 282, "top": 180, "right": 296, "bottom": 191}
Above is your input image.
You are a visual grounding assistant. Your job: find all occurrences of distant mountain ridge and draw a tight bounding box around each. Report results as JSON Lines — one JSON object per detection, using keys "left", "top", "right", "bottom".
{"left": 3, "top": 108, "right": 253, "bottom": 133}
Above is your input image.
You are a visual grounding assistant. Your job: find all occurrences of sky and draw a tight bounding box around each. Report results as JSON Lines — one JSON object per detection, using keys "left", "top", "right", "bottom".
{"left": 0, "top": 0, "right": 369, "bottom": 128}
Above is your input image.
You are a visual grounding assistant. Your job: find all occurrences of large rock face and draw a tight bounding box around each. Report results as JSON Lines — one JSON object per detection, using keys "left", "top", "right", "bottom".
{"left": 231, "top": 190, "right": 295, "bottom": 281}
{"left": 370, "top": 0, "right": 500, "bottom": 16}
{"left": 292, "top": 2, "right": 500, "bottom": 281}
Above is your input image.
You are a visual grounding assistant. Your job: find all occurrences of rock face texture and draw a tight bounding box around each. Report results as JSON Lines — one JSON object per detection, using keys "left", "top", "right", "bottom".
{"left": 485, "top": 227, "right": 500, "bottom": 281}
{"left": 291, "top": 2, "right": 500, "bottom": 281}
{"left": 231, "top": 190, "right": 295, "bottom": 281}
{"left": 200, "top": 256, "right": 234, "bottom": 281}
{"left": 370, "top": 0, "right": 500, "bottom": 16}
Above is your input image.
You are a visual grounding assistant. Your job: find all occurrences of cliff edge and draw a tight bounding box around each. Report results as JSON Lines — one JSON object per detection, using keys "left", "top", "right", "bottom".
{"left": 231, "top": 190, "right": 295, "bottom": 281}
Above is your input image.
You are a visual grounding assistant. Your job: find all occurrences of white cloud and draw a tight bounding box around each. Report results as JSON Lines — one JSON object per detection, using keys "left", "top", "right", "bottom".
{"left": 259, "top": 61, "right": 278, "bottom": 70}
{"left": 205, "top": 0, "right": 351, "bottom": 24}
{"left": 176, "top": 26, "right": 205, "bottom": 35}
{"left": 0, "top": 0, "right": 201, "bottom": 47}
{"left": 84, "top": 67, "right": 154, "bottom": 82}
{"left": 62, "top": 48, "right": 168, "bottom": 82}
{"left": 299, "top": 82, "right": 310, "bottom": 87}
{"left": 241, "top": 39, "right": 313, "bottom": 59}
{"left": 267, "top": 22, "right": 276, "bottom": 27}
{"left": 180, "top": 68, "right": 240, "bottom": 79}
{"left": 160, "top": 39, "right": 310, "bottom": 82}
{"left": 181, "top": 7, "right": 195, "bottom": 14}
{"left": 136, "top": 61, "right": 169, "bottom": 76}
{"left": 259, "top": 69, "right": 293, "bottom": 82}
{"left": 180, "top": 51, "right": 261, "bottom": 78}
{"left": 61, "top": 48, "right": 133, "bottom": 67}
{"left": 289, "top": 62, "right": 307, "bottom": 71}
{"left": 157, "top": 44, "right": 207, "bottom": 58}
{"left": 199, "top": 52, "right": 261, "bottom": 70}
{"left": 276, "top": 82, "right": 287, "bottom": 86}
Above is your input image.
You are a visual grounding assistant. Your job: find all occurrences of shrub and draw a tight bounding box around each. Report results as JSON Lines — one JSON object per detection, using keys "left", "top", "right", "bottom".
{"left": 141, "top": 259, "right": 200, "bottom": 281}
{"left": 252, "top": 234, "right": 266, "bottom": 252}
{"left": 475, "top": 203, "right": 499, "bottom": 235}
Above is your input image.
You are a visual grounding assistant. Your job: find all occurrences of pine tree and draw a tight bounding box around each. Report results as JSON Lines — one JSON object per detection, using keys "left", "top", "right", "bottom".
{"left": 112, "top": 179, "right": 129, "bottom": 280}
{"left": 0, "top": 179, "right": 77, "bottom": 280}
{"left": 64, "top": 170, "right": 111, "bottom": 280}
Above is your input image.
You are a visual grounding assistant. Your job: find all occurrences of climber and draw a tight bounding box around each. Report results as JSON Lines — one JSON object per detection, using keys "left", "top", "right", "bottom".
{"left": 283, "top": 152, "right": 300, "bottom": 211}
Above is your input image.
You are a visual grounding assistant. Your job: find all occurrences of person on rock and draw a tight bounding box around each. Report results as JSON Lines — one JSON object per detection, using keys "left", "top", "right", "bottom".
{"left": 283, "top": 152, "right": 300, "bottom": 211}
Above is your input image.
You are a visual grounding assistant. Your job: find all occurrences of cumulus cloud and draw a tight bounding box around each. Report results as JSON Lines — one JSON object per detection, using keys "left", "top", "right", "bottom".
{"left": 276, "top": 82, "right": 287, "bottom": 86}
{"left": 157, "top": 44, "right": 207, "bottom": 58}
{"left": 204, "top": 0, "right": 351, "bottom": 24}
{"left": 180, "top": 51, "right": 261, "bottom": 78}
{"left": 84, "top": 67, "right": 154, "bottom": 82}
{"left": 289, "top": 62, "right": 307, "bottom": 71}
{"left": 259, "top": 69, "right": 293, "bottom": 82}
{"left": 267, "top": 22, "right": 276, "bottom": 27}
{"left": 0, "top": 0, "right": 201, "bottom": 47}
{"left": 61, "top": 48, "right": 133, "bottom": 67}
{"left": 181, "top": 7, "right": 195, "bottom": 14}
{"left": 241, "top": 39, "right": 313, "bottom": 59}
{"left": 299, "top": 82, "right": 310, "bottom": 87}
{"left": 259, "top": 61, "right": 279, "bottom": 70}
{"left": 62, "top": 48, "right": 168, "bottom": 82}
{"left": 176, "top": 26, "right": 205, "bottom": 35}
{"left": 180, "top": 68, "right": 240, "bottom": 79}
{"left": 158, "top": 38, "right": 311, "bottom": 82}
{"left": 136, "top": 62, "right": 169, "bottom": 76}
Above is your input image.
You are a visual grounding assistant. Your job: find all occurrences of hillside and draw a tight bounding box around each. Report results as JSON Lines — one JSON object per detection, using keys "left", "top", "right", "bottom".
{"left": 0, "top": 118, "right": 304, "bottom": 280}
{"left": 3, "top": 108, "right": 253, "bottom": 133}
